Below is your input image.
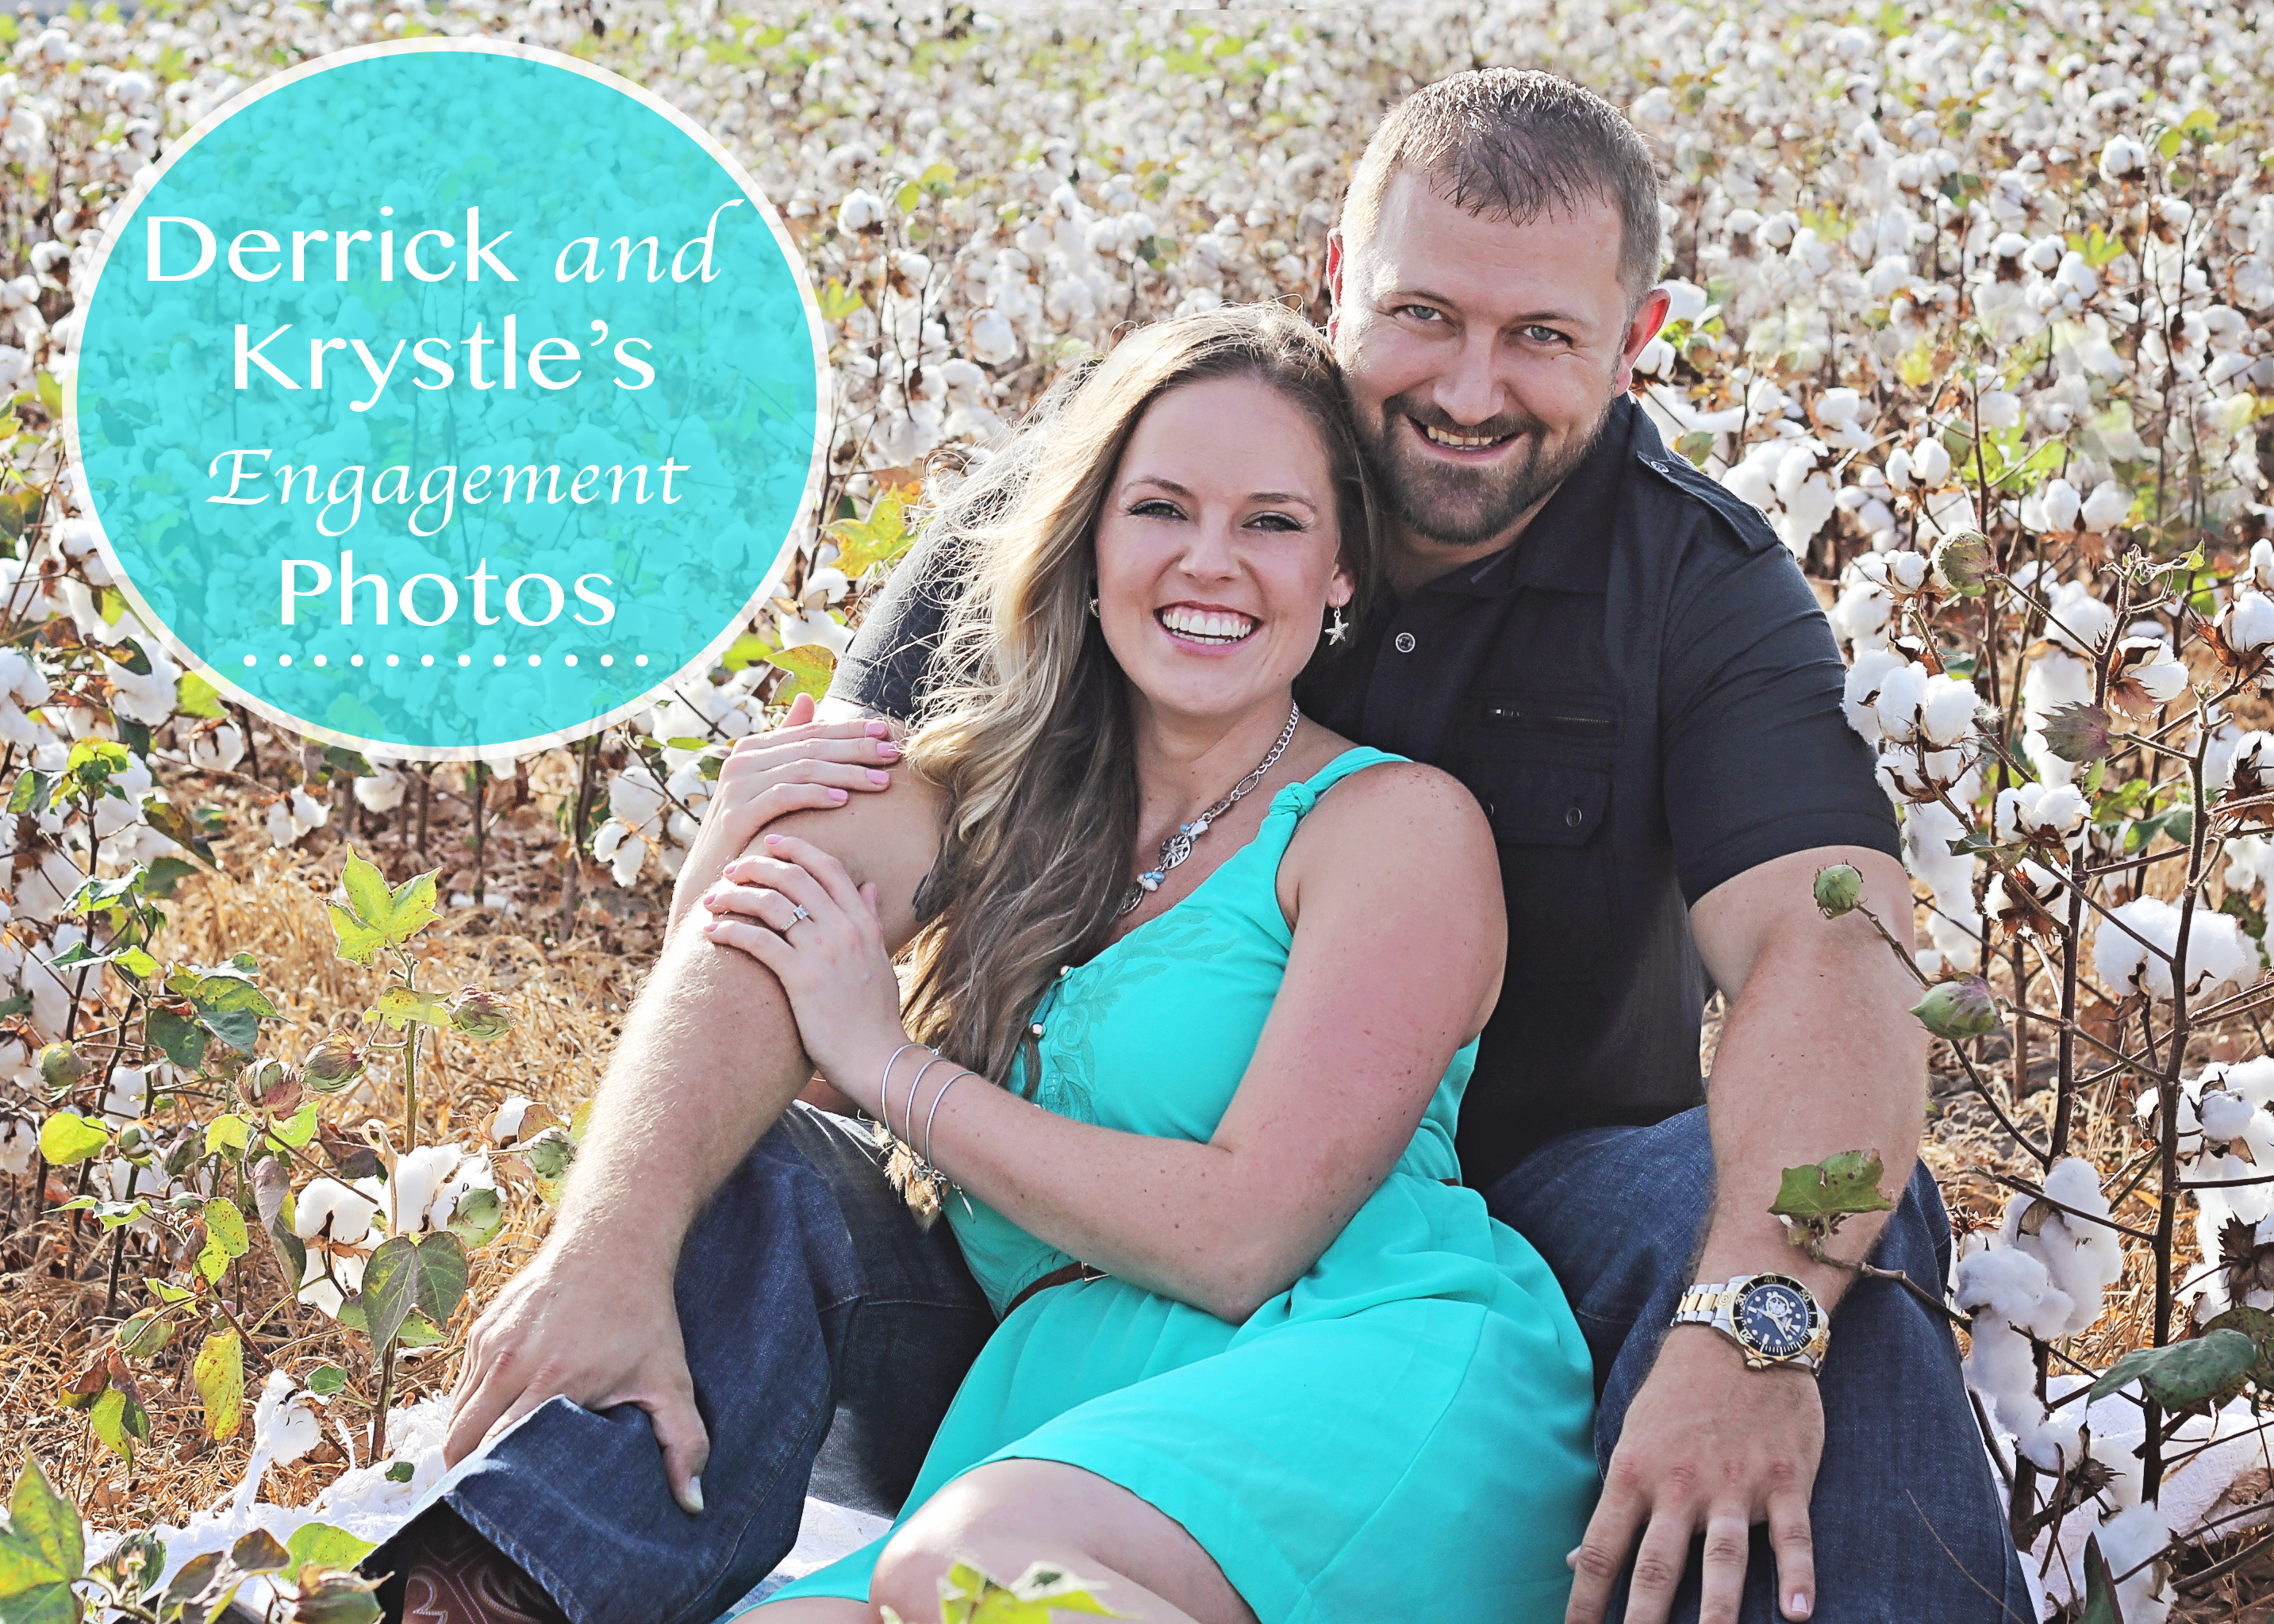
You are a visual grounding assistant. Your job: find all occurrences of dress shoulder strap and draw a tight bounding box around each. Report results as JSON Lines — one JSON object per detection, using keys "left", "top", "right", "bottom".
{"left": 1270, "top": 746, "right": 1409, "bottom": 819}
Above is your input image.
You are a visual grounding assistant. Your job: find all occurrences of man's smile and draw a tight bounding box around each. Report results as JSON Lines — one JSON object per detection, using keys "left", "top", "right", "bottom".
{"left": 1415, "top": 417, "right": 1519, "bottom": 454}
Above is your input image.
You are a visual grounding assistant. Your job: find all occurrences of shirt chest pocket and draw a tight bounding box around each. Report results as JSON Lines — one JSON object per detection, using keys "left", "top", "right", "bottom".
{"left": 1469, "top": 755, "right": 1617, "bottom": 981}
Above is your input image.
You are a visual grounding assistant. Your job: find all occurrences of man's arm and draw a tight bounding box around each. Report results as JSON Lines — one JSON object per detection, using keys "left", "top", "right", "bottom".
{"left": 1565, "top": 844, "right": 1926, "bottom": 1624}
{"left": 443, "top": 700, "right": 939, "bottom": 1511}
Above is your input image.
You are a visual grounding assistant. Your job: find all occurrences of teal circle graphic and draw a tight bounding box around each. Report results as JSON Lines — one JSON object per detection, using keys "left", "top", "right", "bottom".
{"left": 71, "top": 40, "right": 828, "bottom": 758}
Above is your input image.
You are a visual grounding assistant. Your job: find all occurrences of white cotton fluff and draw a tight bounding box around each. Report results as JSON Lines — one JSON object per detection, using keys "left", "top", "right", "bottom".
{"left": 490, "top": 1096, "right": 536, "bottom": 1146}
{"left": 1842, "top": 647, "right": 1905, "bottom": 743}
{"left": 2001, "top": 1160, "right": 2124, "bottom": 1339}
{"left": 0, "top": 1119, "right": 33, "bottom": 1177}
{"left": 2226, "top": 834, "right": 2273, "bottom": 893}
{"left": 2096, "top": 1502, "right": 2173, "bottom": 1623}
{"left": 353, "top": 766, "right": 406, "bottom": 814}
{"left": 2114, "top": 639, "right": 2190, "bottom": 707}
{"left": 967, "top": 308, "right": 1019, "bottom": 367}
{"left": 2043, "top": 580, "right": 2117, "bottom": 656}
{"left": 1996, "top": 782, "right": 2087, "bottom": 843}
{"left": 385, "top": 1144, "right": 468, "bottom": 1235}
{"left": 1956, "top": 1263, "right": 2081, "bottom": 1471}
{"left": 2093, "top": 897, "right": 2252, "bottom": 1002}
{"left": 294, "top": 1178, "right": 377, "bottom": 1247}
{"left": 2224, "top": 593, "right": 2274, "bottom": 655}
{"left": 1875, "top": 669, "right": 1977, "bottom": 749}
{"left": 2081, "top": 480, "right": 2133, "bottom": 532}
{"left": 2022, "top": 651, "right": 2095, "bottom": 788}
{"left": 249, "top": 1370, "right": 324, "bottom": 1472}
{"left": 186, "top": 722, "right": 244, "bottom": 773}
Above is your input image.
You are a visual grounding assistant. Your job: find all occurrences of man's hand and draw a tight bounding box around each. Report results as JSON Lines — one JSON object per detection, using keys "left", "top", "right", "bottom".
{"left": 446, "top": 1238, "right": 712, "bottom": 1515}
{"left": 1567, "top": 1329, "right": 1821, "bottom": 1624}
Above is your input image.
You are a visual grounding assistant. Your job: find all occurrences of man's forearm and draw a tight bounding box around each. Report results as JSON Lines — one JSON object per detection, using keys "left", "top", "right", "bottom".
{"left": 548, "top": 904, "right": 816, "bottom": 1268}
{"left": 1692, "top": 881, "right": 1930, "bottom": 1310}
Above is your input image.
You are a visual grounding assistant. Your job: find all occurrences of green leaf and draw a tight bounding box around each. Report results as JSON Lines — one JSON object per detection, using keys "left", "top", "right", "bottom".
{"left": 175, "top": 670, "right": 226, "bottom": 720}
{"left": 340, "top": 850, "right": 393, "bottom": 935}
{"left": 4, "top": 769, "right": 52, "bottom": 816}
{"left": 328, "top": 903, "right": 386, "bottom": 967}
{"left": 936, "top": 1559, "right": 1133, "bottom": 1622}
{"left": 1770, "top": 1150, "right": 1899, "bottom": 1222}
{"left": 90, "top": 1530, "right": 165, "bottom": 1603}
{"left": 36, "top": 1112, "right": 108, "bottom": 1166}
{"left": 359, "top": 1235, "right": 421, "bottom": 1352}
{"left": 230, "top": 1529, "right": 292, "bottom": 1574}
{"left": 204, "top": 1115, "right": 252, "bottom": 1157}
{"left": 393, "top": 1307, "right": 447, "bottom": 1348}
{"left": 2080, "top": 1532, "right": 2126, "bottom": 1624}
{"left": 114, "top": 1311, "right": 174, "bottom": 1360}
{"left": 293, "top": 1568, "right": 386, "bottom": 1624}
{"left": 143, "top": 854, "right": 203, "bottom": 899}
{"left": 1674, "top": 429, "right": 1717, "bottom": 467}
{"left": 764, "top": 644, "right": 837, "bottom": 705}
{"left": 305, "top": 1365, "right": 348, "bottom": 1396}
{"left": 144, "top": 800, "right": 218, "bottom": 867}
{"left": 0, "top": 1458, "right": 83, "bottom": 1624}
{"left": 410, "top": 1230, "right": 471, "bottom": 1326}
{"left": 370, "top": 988, "right": 451, "bottom": 1028}
{"left": 90, "top": 1386, "right": 146, "bottom": 1468}
{"left": 266, "top": 1104, "right": 321, "bottom": 1156}
{"left": 193, "top": 1330, "right": 245, "bottom": 1440}
{"left": 286, "top": 1523, "right": 376, "bottom": 1575}
{"left": 146, "top": 1006, "right": 209, "bottom": 1068}
{"left": 2090, "top": 1328, "right": 2259, "bottom": 1408}
{"left": 383, "top": 1461, "right": 416, "bottom": 1484}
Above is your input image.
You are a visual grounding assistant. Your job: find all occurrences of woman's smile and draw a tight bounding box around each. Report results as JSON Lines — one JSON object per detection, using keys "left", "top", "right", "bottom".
{"left": 1156, "top": 602, "right": 1262, "bottom": 649}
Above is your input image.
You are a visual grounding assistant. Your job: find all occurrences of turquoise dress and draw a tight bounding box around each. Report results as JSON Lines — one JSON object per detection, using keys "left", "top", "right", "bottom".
{"left": 765, "top": 748, "right": 1599, "bottom": 1621}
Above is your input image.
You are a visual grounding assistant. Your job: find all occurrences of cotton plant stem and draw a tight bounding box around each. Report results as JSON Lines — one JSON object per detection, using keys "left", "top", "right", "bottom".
{"left": 370, "top": 1341, "right": 395, "bottom": 1462}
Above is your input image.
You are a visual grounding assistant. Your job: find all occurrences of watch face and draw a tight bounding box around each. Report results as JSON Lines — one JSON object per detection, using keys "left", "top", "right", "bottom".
{"left": 1734, "top": 1277, "right": 1818, "bottom": 1359}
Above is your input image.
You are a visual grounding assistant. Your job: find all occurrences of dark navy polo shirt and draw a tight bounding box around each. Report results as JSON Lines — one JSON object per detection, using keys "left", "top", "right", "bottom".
{"left": 830, "top": 394, "right": 1900, "bottom": 1191}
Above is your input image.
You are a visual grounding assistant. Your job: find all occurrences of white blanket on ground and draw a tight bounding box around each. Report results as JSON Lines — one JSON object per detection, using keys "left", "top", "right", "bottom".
{"left": 106, "top": 1396, "right": 890, "bottom": 1617}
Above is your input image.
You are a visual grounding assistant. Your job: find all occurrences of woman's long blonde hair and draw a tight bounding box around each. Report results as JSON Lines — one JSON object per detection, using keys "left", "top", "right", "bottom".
{"left": 886, "top": 305, "right": 1376, "bottom": 1210}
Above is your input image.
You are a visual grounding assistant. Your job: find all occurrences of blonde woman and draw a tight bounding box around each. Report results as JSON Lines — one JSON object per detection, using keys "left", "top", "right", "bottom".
{"left": 701, "top": 305, "right": 1596, "bottom": 1623}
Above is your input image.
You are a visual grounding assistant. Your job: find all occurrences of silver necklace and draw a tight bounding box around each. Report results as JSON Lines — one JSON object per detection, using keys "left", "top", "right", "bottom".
{"left": 1117, "top": 701, "right": 1300, "bottom": 917}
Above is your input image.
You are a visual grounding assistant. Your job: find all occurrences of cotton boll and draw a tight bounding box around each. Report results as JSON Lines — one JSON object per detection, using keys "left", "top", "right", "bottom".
{"left": 1911, "top": 436, "right": 1952, "bottom": 487}
{"left": 294, "top": 1178, "right": 377, "bottom": 1246}
{"left": 2081, "top": 481, "right": 2132, "bottom": 531}
{"left": 386, "top": 1145, "right": 464, "bottom": 1235}
{"left": 1815, "top": 387, "right": 1861, "bottom": 427}
{"left": 2227, "top": 834, "right": 2273, "bottom": 893}
{"left": 1977, "top": 390, "right": 2022, "bottom": 430}
{"left": 0, "top": 1119, "right": 33, "bottom": 1177}
{"left": 967, "top": 309, "right": 1019, "bottom": 367}
{"left": 1915, "top": 674, "right": 1978, "bottom": 749}
{"left": 186, "top": 722, "right": 244, "bottom": 772}
{"left": 2037, "top": 478, "right": 2080, "bottom": 532}
{"left": 1869, "top": 662, "right": 1926, "bottom": 743}
{"left": 2096, "top": 1503, "right": 2172, "bottom": 1623}
{"left": 2095, "top": 898, "right": 2252, "bottom": 1001}
{"left": 2198, "top": 1088, "right": 2259, "bottom": 1142}
{"left": 250, "top": 1369, "right": 323, "bottom": 1471}
{"left": 2017, "top": 1159, "right": 2126, "bottom": 1338}
{"left": 353, "top": 766, "right": 406, "bottom": 813}
{"left": 1842, "top": 647, "right": 1906, "bottom": 742}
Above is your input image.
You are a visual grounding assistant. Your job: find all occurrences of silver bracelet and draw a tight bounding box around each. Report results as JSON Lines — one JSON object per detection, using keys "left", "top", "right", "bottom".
{"left": 920, "top": 1068, "right": 970, "bottom": 1174}
{"left": 900, "top": 1054, "right": 949, "bottom": 1142}
{"left": 876, "top": 1042, "right": 921, "bottom": 1127}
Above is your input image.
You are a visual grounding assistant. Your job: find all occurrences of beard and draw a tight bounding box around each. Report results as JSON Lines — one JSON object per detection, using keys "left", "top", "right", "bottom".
{"left": 1356, "top": 392, "right": 1612, "bottom": 549}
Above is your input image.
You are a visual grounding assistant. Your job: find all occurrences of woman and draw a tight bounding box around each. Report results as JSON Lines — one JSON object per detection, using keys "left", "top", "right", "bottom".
{"left": 701, "top": 305, "right": 1596, "bottom": 1623}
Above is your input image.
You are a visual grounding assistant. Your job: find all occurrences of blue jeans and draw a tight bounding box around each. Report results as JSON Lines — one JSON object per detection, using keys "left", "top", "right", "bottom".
{"left": 429, "top": 1105, "right": 2026, "bottom": 1624}
{"left": 1485, "top": 1111, "right": 2032, "bottom": 1624}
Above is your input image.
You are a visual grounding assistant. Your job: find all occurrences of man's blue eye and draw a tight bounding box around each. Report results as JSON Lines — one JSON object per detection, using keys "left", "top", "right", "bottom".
{"left": 1526, "top": 326, "right": 1567, "bottom": 344}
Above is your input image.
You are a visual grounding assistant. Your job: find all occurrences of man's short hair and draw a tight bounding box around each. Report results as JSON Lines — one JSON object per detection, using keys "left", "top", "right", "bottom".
{"left": 1341, "top": 69, "right": 1665, "bottom": 305}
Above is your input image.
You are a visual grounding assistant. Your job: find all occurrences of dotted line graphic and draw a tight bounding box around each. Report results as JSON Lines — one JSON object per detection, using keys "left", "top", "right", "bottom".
{"left": 244, "top": 653, "right": 653, "bottom": 670}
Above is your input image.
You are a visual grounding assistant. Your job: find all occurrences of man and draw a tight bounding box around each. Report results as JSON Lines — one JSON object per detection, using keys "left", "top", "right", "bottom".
{"left": 408, "top": 70, "right": 2028, "bottom": 1624}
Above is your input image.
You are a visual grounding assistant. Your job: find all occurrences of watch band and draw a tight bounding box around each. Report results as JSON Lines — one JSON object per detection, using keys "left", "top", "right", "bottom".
{"left": 1672, "top": 1275, "right": 1827, "bottom": 1373}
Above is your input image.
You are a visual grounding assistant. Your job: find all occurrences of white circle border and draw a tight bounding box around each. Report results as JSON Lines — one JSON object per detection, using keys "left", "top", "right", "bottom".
{"left": 63, "top": 34, "right": 835, "bottom": 764}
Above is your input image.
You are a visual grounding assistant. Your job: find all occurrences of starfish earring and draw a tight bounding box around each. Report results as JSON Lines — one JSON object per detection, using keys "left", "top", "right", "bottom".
{"left": 1323, "top": 605, "right": 1348, "bottom": 646}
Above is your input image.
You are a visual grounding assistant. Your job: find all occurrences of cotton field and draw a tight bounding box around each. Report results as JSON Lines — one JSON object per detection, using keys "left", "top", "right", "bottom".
{"left": 7, "top": 0, "right": 2274, "bottom": 1615}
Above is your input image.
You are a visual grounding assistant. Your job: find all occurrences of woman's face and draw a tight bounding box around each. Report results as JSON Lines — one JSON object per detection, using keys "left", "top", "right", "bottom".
{"left": 1092, "top": 374, "right": 1354, "bottom": 728}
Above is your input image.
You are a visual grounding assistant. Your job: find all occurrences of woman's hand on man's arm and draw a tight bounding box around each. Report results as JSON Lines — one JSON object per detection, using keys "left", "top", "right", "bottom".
{"left": 667, "top": 691, "right": 905, "bottom": 929}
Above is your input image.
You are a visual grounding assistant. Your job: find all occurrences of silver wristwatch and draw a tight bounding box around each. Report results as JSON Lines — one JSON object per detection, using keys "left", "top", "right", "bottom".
{"left": 1671, "top": 1273, "right": 1829, "bottom": 1373}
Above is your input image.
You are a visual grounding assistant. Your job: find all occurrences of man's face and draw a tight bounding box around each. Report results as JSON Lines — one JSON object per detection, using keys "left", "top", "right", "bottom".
{"left": 1328, "top": 170, "right": 1668, "bottom": 580}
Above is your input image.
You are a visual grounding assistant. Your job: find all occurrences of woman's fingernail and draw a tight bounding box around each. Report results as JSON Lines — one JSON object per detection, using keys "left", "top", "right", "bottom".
{"left": 828, "top": 787, "right": 848, "bottom": 803}
{"left": 866, "top": 720, "right": 890, "bottom": 736}
{"left": 866, "top": 768, "right": 890, "bottom": 785}
{"left": 876, "top": 740, "right": 901, "bottom": 759}
{"left": 765, "top": 834, "right": 782, "bottom": 847}
{"left": 702, "top": 919, "right": 720, "bottom": 934}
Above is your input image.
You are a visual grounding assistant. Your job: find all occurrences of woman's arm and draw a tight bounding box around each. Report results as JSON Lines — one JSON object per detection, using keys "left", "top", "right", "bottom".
{"left": 705, "top": 762, "right": 1504, "bottom": 1322}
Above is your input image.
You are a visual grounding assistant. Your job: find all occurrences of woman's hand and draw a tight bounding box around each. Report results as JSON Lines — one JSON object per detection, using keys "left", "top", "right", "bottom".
{"left": 669, "top": 692, "right": 902, "bottom": 927}
{"left": 699, "top": 833, "right": 911, "bottom": 1104}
